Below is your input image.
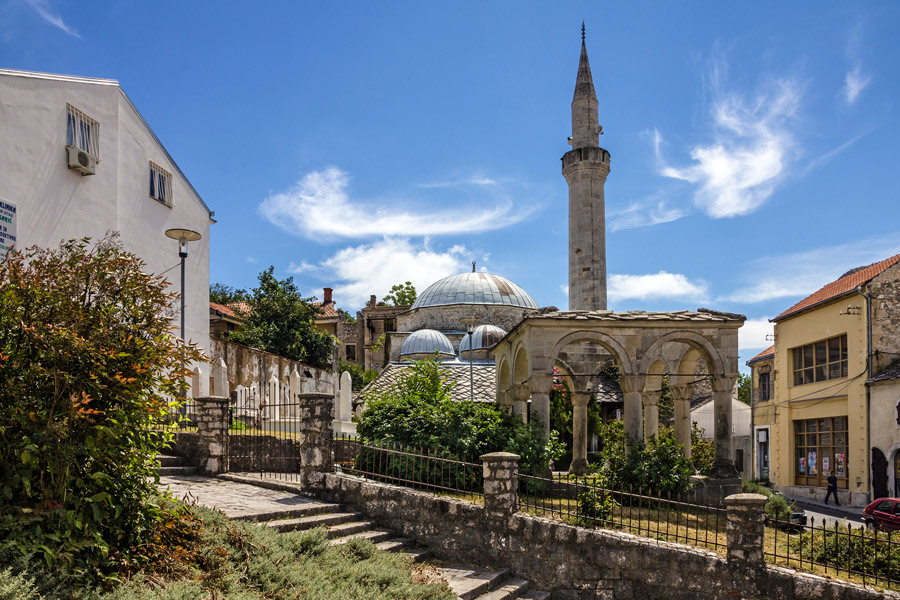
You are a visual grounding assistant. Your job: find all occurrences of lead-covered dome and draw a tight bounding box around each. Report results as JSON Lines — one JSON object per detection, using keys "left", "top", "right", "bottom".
{"left": 412, "top": 272, "right": 538, "bottom": 309}
{"left": 459, "top": 324, "right": 508, "bottom": 355}
{"left": 399, "top": 329, "right": 455, "bottom": 360}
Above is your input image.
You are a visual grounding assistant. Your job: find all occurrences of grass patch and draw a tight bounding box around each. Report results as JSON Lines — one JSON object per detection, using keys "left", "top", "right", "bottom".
{"left": 4, "top": 501, "right": 454, "bottom": 600}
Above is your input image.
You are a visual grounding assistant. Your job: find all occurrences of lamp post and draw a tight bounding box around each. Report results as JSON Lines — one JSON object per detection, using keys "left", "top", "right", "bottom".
{"left": 459, "top": 316, "right": 479, "bottom": 402}
{"left": 164, "top": 228, "right": 202, "bottom": 341}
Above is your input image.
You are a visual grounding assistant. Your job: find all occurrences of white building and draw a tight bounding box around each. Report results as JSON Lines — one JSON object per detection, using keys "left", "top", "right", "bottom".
{"left": 0, "top": 68, "right": 214, "bottom": 352}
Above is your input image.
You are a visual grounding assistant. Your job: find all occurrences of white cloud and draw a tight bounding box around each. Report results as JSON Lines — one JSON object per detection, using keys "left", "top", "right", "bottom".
{"left": 300, "top": 238, "right": 468, "bottom": 309}
{"left": 246, "top": 256, "right": 257, "bottom": 263}
{"left": 608, "top": 195, "right": 685, "bottom": 231}
{"left": 723, "top": 234, "right": 900, "bottom": 304}
{"left": 608, "top": 271, "right": 708, "bottom": 303}
{"left": 23, "top": 0, "right": 79, "bottom": 37}
{"left": 739, "top": 318, "right": 774, "bottom": 352}
{"left": 259, "top": 166, "right": 531, "bottom": 240}
{"left": 560, "top": 284, "right": 569, "bottom": 297}
{"left": 843, "top": 65, "right": 871, "bottom": 106}
{"left": 656, "top": 62, "right": 801, "bottom": 218}
{"left": 287, "top": 260, "right": 320, "bottom": 274}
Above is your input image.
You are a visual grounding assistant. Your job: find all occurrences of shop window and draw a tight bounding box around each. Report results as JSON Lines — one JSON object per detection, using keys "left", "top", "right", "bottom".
{"left": 792, "top": 334, "right": 847, "bottom": 386}
{"left": 794, "top": 416, "right": 848, "bottom": 488}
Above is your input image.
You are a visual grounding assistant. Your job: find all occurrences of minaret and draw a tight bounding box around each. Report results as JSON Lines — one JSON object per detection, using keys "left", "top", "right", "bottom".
{"left": 562, "top": 24, "right": 610, "bottom": 311}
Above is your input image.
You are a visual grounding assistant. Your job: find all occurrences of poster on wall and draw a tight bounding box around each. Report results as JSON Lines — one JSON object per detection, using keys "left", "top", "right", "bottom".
{"left": 0, "top": 199, "right": 16, "bottom": 260}
{"left": 836, "top": 453, "right": 846, "bottom": 478}
{"left": 823, "top": 456, "right": 831, "bottom": 473}
{"left": 798, "top": 456, "right": 807, "bottom": 475}
{"left": 808, "top": 451, "right": 818, "bottom": 476}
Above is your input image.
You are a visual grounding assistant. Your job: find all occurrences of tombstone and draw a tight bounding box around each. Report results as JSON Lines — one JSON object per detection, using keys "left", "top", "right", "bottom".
{"left": 333, "top": 370, "right": 357, "bottom": 436}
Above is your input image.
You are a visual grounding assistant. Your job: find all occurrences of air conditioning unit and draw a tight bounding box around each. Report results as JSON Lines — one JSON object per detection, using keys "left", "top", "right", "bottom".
{"left": 66, "top": 145, "right": 96, "bottom": 175}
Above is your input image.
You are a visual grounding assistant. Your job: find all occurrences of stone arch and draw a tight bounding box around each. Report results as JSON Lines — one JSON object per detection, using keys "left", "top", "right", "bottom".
{"left": 512, "top": 344, "right": 530, "bottom": 386}
{"left": 887, "top": 442, "right": 900, "bottom": 498}
{"left": 496, "top": 357, "right": 512, "bottom": 411}
{"left": 549, "top": 330, "right": 635, "bottom": 375}
{"left": 639, "top": 330, "right": 726, "bottom": 378}
{"left": 553, "top": 358, "right": 578, "bottom": 396}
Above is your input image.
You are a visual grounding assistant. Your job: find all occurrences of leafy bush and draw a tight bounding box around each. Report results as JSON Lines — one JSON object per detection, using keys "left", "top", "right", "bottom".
{"left": 690, "top": 423, "right": 715, "bottom": 477}
{"left": 339, "top": 358, "right": 378, "bottom": 391}
{"left": 0, "top": 567, "right": 37, "bottom": 600}
{"left": 0, "top": 236, "right": 204, "bottom": 585}
{"left": 575, "top": 486, "right": 618, "bottom": 526}
{"left": 742, "top": 480, "right": 795, "bottom": 520}
{"left": 788, "top": 529, "right": 900, "bottom": 582}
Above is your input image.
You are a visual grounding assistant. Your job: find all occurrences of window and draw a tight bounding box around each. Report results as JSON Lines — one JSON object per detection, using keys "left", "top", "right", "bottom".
{"left": 758, "top": 372, "right": 771, "bottom": 401}
{"left": 66, "top": 104, "right": 100, "bottom": 160}
{"left": 792, "top": 334, "right": 847, "bottom": 386}
{"left": 345, "top": 344, "right": 356, "bottom": 361}
{"left": 794, "top": 416, "right": 848, "bottom": 488}
{"left": 149, "top": 161, "right": 173, "bottom": 206}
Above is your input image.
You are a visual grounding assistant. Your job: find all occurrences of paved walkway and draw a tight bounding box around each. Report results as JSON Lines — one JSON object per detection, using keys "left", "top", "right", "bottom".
{"left": 158, "top": 475, "right": 329, "bottom": 521}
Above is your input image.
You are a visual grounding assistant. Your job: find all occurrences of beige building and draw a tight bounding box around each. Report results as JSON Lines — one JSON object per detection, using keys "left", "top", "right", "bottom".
{"left": 749, "top": 254, "right": 900, "bottom": 506}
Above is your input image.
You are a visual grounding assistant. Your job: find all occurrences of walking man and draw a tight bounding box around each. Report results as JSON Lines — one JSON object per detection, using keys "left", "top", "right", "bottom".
{"left": 825, "top": 471, "right": 840, "bottom": 506}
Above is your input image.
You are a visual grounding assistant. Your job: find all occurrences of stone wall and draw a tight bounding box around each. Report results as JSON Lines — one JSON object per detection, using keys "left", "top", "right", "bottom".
{"left": 320, "top": 473, "right": 891, "bottom": 600}
{"left": 210, "top": 337, "right": 333, "bottom": 394}
{"left": 870, "top": 262, "right": 900, "bottom": 374}
{"left": 396, "top": 304, "right": 529, "bottom": 338}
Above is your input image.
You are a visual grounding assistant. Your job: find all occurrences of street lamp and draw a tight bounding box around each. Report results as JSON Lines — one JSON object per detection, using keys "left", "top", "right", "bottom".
{"left": 165, "top": 228, "right": 202, "bottom": 341}
{"left": 459, "top": 316, "right": 479, "bottom": 402}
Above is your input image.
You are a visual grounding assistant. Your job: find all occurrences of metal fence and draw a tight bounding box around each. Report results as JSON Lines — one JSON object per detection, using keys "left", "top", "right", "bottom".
{"left": 766, "top": 515, "right": 900, "bottom": 590}
{"left": 333, "top": 436, "right": 484, "bottom": 500}
{"left": 153, "top": 396, "right": 196, "bottom": 431}
{"left": 517, "top": 473, "right": 727, "bottom": 554}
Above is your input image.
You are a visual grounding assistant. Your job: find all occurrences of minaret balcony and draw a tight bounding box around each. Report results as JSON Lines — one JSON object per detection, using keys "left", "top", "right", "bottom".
{"left": 562, "top": 146, "right": 610, "bottom": 170}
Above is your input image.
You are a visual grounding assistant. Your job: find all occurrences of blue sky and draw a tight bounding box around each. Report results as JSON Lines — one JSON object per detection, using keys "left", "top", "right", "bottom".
{"left": 3, "top": 1, "right": 899, "bottom": 367}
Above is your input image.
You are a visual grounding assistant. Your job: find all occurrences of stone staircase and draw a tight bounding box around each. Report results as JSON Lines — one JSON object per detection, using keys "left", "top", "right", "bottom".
{"left": 239, "top": 500, "right": 549, "bottom": 600}
{"left": 156, "top": 454, "right": 197, "bottom": 477}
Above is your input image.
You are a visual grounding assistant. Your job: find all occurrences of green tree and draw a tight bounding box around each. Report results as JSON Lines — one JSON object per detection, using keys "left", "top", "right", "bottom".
{"left": 229, "top": 267, "right": 335, "bottom": 369}
{"left": 339, "top": 358, "right": 377, "bottom": 391}
{"left": 209, "top": 281, "right": 249, "bottom": 305}
{"left": 737, "top": 372, "right": 751, "bottom": 405}
{"left": 382, "top": 281, "right": 416, "bottom": 306}
{"left": 0, "top": 235, "right": 204, "bottom": 583}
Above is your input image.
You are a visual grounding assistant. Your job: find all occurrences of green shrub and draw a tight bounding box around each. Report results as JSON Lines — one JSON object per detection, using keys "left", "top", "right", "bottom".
{"left": 789, "top": 529, "right": 900, "bottom": 582}
{"left": 576, "top": 486, "right": 618, "bottom": 526}
{"left": 0, "top": 567, "right": 37, "bottom": 600}
{"left": 742, "top": 480, "right": 795, "bottom": 520}
{"left": 0, "top": 236, "right": 205, "bottom": 585}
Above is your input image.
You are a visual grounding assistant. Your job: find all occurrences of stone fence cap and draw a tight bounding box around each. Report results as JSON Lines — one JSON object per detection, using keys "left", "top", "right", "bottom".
{"left": 196, "top": 396, "right": 229, "bottom": 402}
{"left": 724, "top": 493, "right": 768, "bottom": 506}
{"left": 480, "top": 452, "right": 521, "bottom": 462}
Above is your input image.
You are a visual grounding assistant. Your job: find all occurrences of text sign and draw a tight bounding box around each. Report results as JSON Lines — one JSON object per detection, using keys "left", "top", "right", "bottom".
{"left": 0, "top": 199, "right": 15, "bottom": 260}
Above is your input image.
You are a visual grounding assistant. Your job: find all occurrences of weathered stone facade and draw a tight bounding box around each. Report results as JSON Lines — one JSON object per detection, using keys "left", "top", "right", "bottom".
{"left": 869, "top": 261, "right": 900, "bottom": 374}
{"left": 396, "top": 304, "right": 530, "bottom": 340}
{"left": 210, "top": 337, "right": 333, "bottom": 395}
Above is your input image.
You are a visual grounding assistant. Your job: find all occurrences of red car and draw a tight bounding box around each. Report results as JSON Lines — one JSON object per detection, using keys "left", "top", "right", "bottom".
{"left": 862, "top": 498, "right": 900, "bottom": 531}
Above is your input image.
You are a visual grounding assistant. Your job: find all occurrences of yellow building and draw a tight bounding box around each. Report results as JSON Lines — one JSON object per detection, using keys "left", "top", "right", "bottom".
{"left": 749, "top": 254, "right": 900, "bottom": 506}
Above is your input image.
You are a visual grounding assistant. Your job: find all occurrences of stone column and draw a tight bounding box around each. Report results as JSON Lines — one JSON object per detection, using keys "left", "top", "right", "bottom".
{"left": 711, "top": 375, "right": 739, "bottom": 479}
{"left": 194, "top": 396, "right": 229, "bottom": 475}
{"left": 619, "top": 376, "right": 644, "bottom": 452}
{"left": 642, "top": 388, "right": 661, "bottom": 441}
{"left": 529, "top": 374, "right": 553, "bottom": 440}
{"left": 671, "top": 384, "right": 693, "bottom": 460}
{"left": 298, "top": 392, "right": 335, "bottom": 490}
{"left": 481, "top": 452, "right": 520, "bottom": 518}
{"left": 724, "top": 493, "right": 767, "bottom": 568}
{"left": 570, "top": 391, "right": 591, "bottom": 474}
{"left": 512, "top": 383, "right": 529, "bottom": 419}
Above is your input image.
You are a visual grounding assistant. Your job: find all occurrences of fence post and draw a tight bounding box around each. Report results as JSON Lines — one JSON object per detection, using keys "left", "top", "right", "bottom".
{"left": 480, "top": 452, "right": 520, "bottom": 518}
{"left": 194, "top": 396, "right": 230, "bottom": 475}
{"left": 298, "top": 392, "right": 335, "bottom": 491}
{"left": 724, "top": 493, "right": 767, "bottom": 569}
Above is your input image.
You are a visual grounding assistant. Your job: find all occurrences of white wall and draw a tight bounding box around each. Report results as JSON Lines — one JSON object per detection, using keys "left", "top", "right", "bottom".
{"left": 693, "top": 398, "right": 751, "bottom": 438}
{"left": 0, "top": 69, "right": 212, "bottom": 352}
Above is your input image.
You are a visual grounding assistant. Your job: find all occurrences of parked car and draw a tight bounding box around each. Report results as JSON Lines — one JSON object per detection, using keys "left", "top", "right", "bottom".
{"left": 771, "top": 491, "right": 807, "bottom": 531}
{"left": 863, "top": 497, "right": 900, "bottom": 531}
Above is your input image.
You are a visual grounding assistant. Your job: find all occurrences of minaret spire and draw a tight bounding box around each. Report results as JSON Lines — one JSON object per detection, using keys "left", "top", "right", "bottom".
{"left": 562, "top": 25, "right": 610, "bottom": 311}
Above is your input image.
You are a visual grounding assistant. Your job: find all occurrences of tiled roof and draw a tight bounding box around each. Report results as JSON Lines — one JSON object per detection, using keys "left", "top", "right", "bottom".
{"left": 229, "top": 302, "right": 251, "bottom": 317}
{"left": 870, "top": 360, "right": 900, "bottom": 383}
{"left": 773, "top": 254, "right": 900, "bottom": 322}
{"left": 209, "top": 301, "right": 234, "bottom": 317}
{"left": 525, "top": 308, "right": 746, "bottom": 323}
{"left": 593, "top": 373, "right": 623, "bottom": 404}
{"left": 316, "top": 301, "right": 338, "bottom": 318}
{"left": 359, "top": 362, "right": 497, "bottom": 403}
{"left": 747, "top": 345, "right": 775, "bottom": 365}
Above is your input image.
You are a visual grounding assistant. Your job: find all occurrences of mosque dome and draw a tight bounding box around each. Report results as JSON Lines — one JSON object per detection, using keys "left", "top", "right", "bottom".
{"left": 459, "top": 324, "right": 508, "bottom": 356}
{"left": 399, "top": 329, "right": 455, "bottom": 360}
{"left": 412, "top": 271, "right": 538, "bottom": 310}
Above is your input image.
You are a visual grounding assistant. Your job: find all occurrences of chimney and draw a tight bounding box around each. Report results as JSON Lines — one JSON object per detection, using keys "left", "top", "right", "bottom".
{"left": 323, "top": 287, "right": 333, "bottom": 303}
{"left": 369, "top": 294, "right": 377, "bottom": 307}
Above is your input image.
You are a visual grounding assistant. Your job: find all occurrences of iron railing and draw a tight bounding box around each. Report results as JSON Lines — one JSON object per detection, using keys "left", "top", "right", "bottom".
{"left": 334, "top": 436, "right": 484, "bottom": 500}
{"left": 153, "top": 396, "right": 196, "bottom": 431}
{"left": 766, "top": 515, "right": 900, "bottom": 590}
{"left": 517, "top": 473, "right": 727, "bottom": 554}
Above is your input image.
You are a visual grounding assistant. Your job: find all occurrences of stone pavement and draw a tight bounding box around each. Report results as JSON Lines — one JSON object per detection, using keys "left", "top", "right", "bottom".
{"left": 157, "top": 475, "right": 332, "bottom": 521}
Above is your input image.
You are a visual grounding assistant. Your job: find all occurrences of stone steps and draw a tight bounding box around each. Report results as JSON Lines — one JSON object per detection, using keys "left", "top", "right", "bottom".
{"left": 156, "top": 454, "right": 197, "bottom": 477}
{"left": 265, "top": 511, "right": 361, "bottom": 532}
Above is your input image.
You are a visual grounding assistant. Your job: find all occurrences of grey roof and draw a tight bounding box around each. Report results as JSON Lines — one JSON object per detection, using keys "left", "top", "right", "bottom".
{"left": 360, "top": 362, "right": 497, "bottom": 403}
{"left": 399, "top": 329, "right": 455, "bottom": 358}
{"left": 524, "top": 308, "right": 746, "bottom": 323}
{"left": 412, "top": 272, "right": 538, "bottom": 309}
{"left": 459, "top": 324, "right": 508, "bottom": 353}
{"left": 593, "top": 373, "right": 624, "bottom": 404}
{"left": 870, "top": 360, "right": 900, "bottom": 383}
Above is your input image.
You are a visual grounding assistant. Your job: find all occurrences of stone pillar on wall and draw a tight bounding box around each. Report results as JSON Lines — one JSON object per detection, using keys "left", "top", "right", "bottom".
{"left": 711, "top": 375, "right": 738, "bottom": 479}
{"left": 620, "top": 376, "right": 644, "bottom": 452}
{"left": 671, "top": 384, "right": 693, "bottom": 460}
{"left": 529, "top": 374, "right": 553, "bottom": 440}
{"left": 481, "top": 452, "right": 519, "bottom": 518}
{"left": 210, "top": 358, "right": 228, "bottom": 399}
{"left": 642, "top": 388, "right": 661, "bottom": 441}
{"left": 194, "top": 396, "right": 229, "bottom": 475}
{"left": 512, "top": 383, "right": 529, "bottom": 419}
{"left": 724, "top": 493, "right": 767, "bottom": 569}
{"left": 570, "top": 391, "right": 591, "bottom": 474}
{"left": 298, "top": 392, "right": 335, "bottom": 491}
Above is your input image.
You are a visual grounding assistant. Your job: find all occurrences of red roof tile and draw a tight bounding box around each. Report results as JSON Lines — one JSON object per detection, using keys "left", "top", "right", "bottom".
{"left": 747, "top": 345, "right": 775, "bottom": 364}
{"left": 316, "top": 301, "right": 338, "bottom": 318}
{"left": 209, "top": 301, "right": 237, "bottom": 318}
{"left": 772, "top": 254, "right": 900, "bottom": 322}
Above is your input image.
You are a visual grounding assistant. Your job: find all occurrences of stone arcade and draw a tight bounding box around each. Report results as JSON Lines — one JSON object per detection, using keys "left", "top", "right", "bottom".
{"left": 491, "top": 29, "right": 744, "bottom": 491}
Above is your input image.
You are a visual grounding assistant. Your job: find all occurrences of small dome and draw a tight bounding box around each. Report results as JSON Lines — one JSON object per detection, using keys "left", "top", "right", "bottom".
{"left": 459, "top": 324, "right": 508, "bottom": 354}
{"left": 399, "top": 329, "right": 455, "bottom": 359}
{"left": 412, "top": 271, "right": 538, "bottom": 309}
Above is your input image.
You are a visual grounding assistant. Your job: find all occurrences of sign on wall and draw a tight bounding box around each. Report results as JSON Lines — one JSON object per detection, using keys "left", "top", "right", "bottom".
{"left": 0, "top": 199, "right": 16, "bottom": 260}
